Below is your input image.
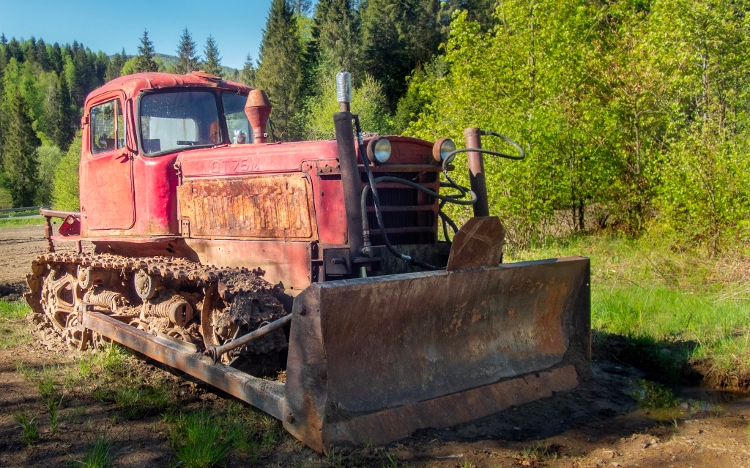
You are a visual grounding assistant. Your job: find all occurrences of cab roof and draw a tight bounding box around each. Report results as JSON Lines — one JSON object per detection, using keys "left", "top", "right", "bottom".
{"left": 86, "top": 71, "right": 252, "bottom": 106}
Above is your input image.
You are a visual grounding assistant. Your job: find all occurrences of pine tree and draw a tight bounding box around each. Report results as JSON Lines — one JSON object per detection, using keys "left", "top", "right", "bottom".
{"left": 105, "top": 49, "right": 126, "bottom": 82}
{"left": 45, "top": 72, "right": 75, "bottom": 150}
{"left": 239, "top": 53, "right": 256, "bottom": 86}
{"left": 2, "top": 90, "right": 39, "bottom": 206}
{"left": 134, "top": 30, "right": 158, "bottom": 73}
{"left": 289, "top": 0, "right": 312, "bottom": 16}
{"left": 359, "top": 0, "right": 441, "bottom": 109}
{"left": 176, "top": 28, "right": 199, "bottom": 74}
{"left": 313, "top": 0, "right": 359, "bottom": 76}
{"left": 201, "top": 35, "right": 222, "bottom": 76}
{"left": 256, "top": 0, "right": 304, "bottom": 141}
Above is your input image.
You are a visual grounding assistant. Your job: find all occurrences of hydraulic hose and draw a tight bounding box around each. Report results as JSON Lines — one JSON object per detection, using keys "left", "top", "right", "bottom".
{"left": 354, "top": 117, "right": 525, "bottom": 270}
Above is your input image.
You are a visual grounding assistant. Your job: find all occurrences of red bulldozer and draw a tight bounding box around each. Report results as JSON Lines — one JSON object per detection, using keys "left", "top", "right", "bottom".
{"left": 27, "top": 71, "right": 590, "bottom": 453}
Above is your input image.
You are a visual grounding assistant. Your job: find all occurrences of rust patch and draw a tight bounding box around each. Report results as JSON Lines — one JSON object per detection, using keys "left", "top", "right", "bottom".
{"left": 446, "top": 216, "right": 505, "bottom": 271}
{"left": 178, "top": 174, "right": 317, "bottom": 240}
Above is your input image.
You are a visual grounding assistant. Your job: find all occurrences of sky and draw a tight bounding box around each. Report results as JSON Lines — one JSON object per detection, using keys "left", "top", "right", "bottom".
{"left": 0, "top": 0, "right": 279, "bottom": 70}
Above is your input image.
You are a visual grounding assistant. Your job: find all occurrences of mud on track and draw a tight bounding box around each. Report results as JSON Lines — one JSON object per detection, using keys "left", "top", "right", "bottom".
{"left": 2, "top": 225, "right": 750, "bottom": 467}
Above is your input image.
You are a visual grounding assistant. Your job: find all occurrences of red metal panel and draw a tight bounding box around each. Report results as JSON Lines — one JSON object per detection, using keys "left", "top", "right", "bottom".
{"left": 132, "top": 153, "right": 180, "bottom": 235}
{"left": 79, "top": 91, "right": 135, "bottom": 232}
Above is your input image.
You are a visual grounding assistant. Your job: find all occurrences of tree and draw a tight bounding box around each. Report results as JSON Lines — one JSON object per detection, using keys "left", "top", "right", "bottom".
{"left": 35, "top": 145, "right": 63, "bottom": 205}
{"left": 359, "top": 0, "right": 442, "bottom": 109}
{"left": 201, "top": 35, "right": 222, "bottom": 76}
{"left": 289, "top": 0, "right": 312, "bottom": 15}
{"left": 176, "top": 28, "right": 199, "bottom": 74}
{"left": 239, "top": 53, "right": 256, "bottom": 86}
{"left": 44, "top": 72, "right": 75, "bottom": 150}
{"left": 105, "top": 49, "right": 126, "bottom": 81}
{"left": 256, "top": 0, "right": 304, "bottom": 140}
{"left": 2, "top": 90, "right": 39, "bottom": 206}
{"left": 52, "top": 131, "right": 81, "bottom": 210}
{"left": 133, "top": 30, "right": 158, "bottom": 73}
{"left": 313, "top": 0, "right": 359, "bottom": 77}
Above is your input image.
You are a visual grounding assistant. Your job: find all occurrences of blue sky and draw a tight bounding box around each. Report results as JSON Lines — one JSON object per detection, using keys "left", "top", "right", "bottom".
{"left": 0, "top": 0, "right": 280, "bottom": 69}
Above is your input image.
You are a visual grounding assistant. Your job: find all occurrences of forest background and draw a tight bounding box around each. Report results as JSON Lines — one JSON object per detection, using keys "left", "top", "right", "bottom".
{"left": 0, "top": 0, "right": 748, "bottom": 255}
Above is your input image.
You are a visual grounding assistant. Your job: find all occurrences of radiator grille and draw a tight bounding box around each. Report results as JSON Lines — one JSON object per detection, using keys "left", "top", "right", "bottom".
{"left": 362, "top": 170, "right": 439, "bottom": 245}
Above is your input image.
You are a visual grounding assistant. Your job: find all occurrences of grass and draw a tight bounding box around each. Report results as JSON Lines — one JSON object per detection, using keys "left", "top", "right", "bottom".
{"left": 0, "top": 300, "right": 32, "bottom": 348}
{"left": 0, "top": 216, "right": 46, "bottom": 227}
{"left": 15, "top": 412, "right": 39, "bottom": 445}
{"left": 168, "top": 408, "right": 235, "bottom": 468}
{"left": 508, "top": 234, "right": 750, "bottom": 388}
{"left": 70, "top": 435, "right": 118, "bottom": 468}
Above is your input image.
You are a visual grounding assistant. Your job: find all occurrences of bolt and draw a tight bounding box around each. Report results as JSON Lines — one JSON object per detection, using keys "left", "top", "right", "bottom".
{"left": 299, "top": 305, "right": 307, "bottom": 316}
{"left": 286, "top": 413, "right": 295, "bottom": 424}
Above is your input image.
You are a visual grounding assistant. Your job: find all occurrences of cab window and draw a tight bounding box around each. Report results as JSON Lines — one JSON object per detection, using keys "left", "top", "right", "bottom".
{"left": 139, "top": 90, "right": 220, "bottom": 155}
{"left": 91, "top": 100, "right": 125, "bottom": 154}
{"left": 222, "top": 93, "right": 253, "bottom": 144}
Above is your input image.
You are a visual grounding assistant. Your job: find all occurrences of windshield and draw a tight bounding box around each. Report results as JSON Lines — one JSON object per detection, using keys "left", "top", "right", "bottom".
{"left": 139, "top": 90, "right": 221, "bottom": 155}
{"left": 139, "top": 90, "right": 255, "bottom": 155}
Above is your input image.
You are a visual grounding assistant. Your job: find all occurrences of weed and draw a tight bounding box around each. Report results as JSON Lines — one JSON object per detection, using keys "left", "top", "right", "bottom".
{"left": 16, "top": 360, "right": 35, "bottom": 380}
{"left": 15, "top": 412, "right": 39, "bottom": 446}
{"left": 47, "top": 395, "right": 64, "bottom": 433}
{"left": 114, "top": 387, "right": 143, "bottom": 419}
{"left": 168, "top": 408, "right": 234, "bottom": 468}
{"left": 38, "top": 365, "right": 62, "bottom": 404}
{"left": 70, "top": 434, "right": 118, "bottom": 468}
{"left": 519, "top": 442, "right": 559, "bottom": 463}
{"left": 632, "top": 380, "right": 681, "bottom": 409}
{"left": 327, "top": 447, "right": 343, "bottom": 468}
{"left": 0, "top": 301, "right": 31, "bottom": 347}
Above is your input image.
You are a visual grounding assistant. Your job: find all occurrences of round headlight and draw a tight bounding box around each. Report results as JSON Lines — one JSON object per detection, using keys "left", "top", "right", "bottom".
{"left": 432, "top": 138, "right": 456, "bottom": 162}
{"left": 366, "top": 137, "right": 392, "bottom": 164}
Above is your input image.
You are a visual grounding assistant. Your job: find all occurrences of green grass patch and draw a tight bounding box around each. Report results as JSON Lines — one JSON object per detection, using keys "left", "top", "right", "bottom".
{"left": 0, "top": 300, "right": 31, "bottom": 348}
{"left": 70, "top": 434, "right": 118, "bottom": 468}
{"left": 0, "top": 216, "right": 46, "bottom": 227}
{"left": 15, "top": 412, "right": 39, "bottom": 446}
{"left": 507, "top": 234, "right": 750, "bottom": 388}
{"left": 168, "top": 408, "right": 235, "bottom": 468}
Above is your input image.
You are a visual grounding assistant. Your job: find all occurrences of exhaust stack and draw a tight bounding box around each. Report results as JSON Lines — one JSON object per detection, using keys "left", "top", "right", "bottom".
{"left": 244, "top": 89, "right": 272, "bottom": 144}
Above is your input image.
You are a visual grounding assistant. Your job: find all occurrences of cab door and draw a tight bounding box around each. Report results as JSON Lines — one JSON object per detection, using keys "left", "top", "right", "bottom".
{"left": 80, "top": 94, "right": 136, "bottom": 231}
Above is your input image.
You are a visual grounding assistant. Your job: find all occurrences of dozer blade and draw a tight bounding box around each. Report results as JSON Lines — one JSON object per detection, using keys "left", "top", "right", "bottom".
{"left": 283, "top": 256, "right": 590, "bottom": 453}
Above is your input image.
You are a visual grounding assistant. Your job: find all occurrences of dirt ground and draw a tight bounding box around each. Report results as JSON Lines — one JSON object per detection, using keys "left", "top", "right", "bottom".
{"left": 1, "top": 225, "right": 750, "bottom": 467}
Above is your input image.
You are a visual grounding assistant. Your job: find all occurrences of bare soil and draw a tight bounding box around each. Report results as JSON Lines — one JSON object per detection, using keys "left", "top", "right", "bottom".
{"left": 1, "top": 225, "right": 750, "bottom": 467}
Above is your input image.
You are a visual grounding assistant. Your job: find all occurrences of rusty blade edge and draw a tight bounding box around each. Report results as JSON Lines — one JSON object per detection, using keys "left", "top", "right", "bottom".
{"left": 82, "top": 310, "right": 285, "bottom": 420}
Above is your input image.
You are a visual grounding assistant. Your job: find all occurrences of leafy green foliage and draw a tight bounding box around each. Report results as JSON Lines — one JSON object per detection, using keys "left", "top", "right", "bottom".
{"left": 52, "top": 132, "right": 81, "bottom": 210}
{"left": 303, "top": 73, "right": 392, "bottom": 139}
{"left": 35, "top": 145, "right": 63, "bottom": 205}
